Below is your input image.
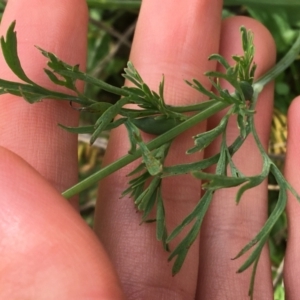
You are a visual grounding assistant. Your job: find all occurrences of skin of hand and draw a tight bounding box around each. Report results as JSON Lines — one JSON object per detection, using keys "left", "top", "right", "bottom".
{"left": 0, "top": 0, "right": 299, "bottom": 299}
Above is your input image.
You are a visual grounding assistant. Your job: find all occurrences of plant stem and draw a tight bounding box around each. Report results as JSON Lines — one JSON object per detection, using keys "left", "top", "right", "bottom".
{"left": 166, "top": 99, "right": 221, "bottom": 113}
{"left": 249, "top": 114, "right": 267, "bottom": 156}
{"left": 62, "top": 30, "right": 300, "bottom": 199}
{"left": 254, "top": 31, "right": 300, "bottom": 93}
{"left": 62, "top": 101, "right": 228, "bottom": 198}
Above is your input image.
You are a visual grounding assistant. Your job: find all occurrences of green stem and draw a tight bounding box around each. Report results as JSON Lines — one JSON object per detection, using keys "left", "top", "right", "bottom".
{"left": 166, "top": 99, "right": 221, "bottom": 113}
{"left": 62, "top": 101, "right": 228, "bottom": 198}
{"left": 62, "top": 28, "right": 300, "bottom": 199}
{"left": 254, "top": 31, "right": 300, "bottom": 93}
{"left": 250, "top": 113, "right": 269, "bottom": 157}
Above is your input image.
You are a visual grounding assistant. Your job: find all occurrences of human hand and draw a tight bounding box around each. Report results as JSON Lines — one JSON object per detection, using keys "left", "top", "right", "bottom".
{"left": 0, "top": 1, "right": 299, "bottom": 299}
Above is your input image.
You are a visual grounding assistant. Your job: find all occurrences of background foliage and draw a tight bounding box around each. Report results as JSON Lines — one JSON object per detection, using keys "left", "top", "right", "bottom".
{"left": 1, "top": 0, "right": 300, "bottom": 298}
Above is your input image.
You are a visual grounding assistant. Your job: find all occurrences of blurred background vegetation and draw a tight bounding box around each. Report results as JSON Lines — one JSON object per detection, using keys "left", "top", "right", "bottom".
{"left": 1, "top": 0, "right": 300, "bottom": 298}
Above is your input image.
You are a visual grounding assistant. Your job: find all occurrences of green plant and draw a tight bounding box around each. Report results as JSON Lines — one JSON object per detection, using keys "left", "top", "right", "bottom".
{"left": 1, "top": 21, "right": 300, "bottom": 299}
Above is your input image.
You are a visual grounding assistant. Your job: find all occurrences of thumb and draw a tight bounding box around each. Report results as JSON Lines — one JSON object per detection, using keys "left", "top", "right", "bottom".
{"left": 0, "top": 146, "right": 124, "bottom": 299}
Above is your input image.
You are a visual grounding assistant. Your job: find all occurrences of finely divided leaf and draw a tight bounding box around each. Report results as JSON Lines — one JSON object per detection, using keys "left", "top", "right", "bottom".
{"left": 187, "top": 115, "right": 229, "bottom": 154}
{"left": 233, "top": 184, "right": 287, "bottom": 261}
{"left": 167, "top": 191, "right": 213, "bottom": 243}
{"left": 169, "top": 218, "right": 203, "bottom": 275}
{"left": 91, "top": 97, "right": 129, "bottom": 144}
{"left": 0, "top": 21, "right": 33, "bottom": 84}
{"left": 209, "top": 54, "right": 231, "bottom": 70}
{"left": 58, "top": 124, "right": 94, "bottom": 134}
{"left": 156, "top": 188, "right": 169, "bottom": 251}
{"left": 193, "top": 171, "right": 248, "bottom": 190}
